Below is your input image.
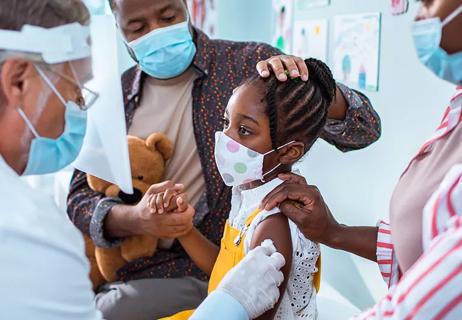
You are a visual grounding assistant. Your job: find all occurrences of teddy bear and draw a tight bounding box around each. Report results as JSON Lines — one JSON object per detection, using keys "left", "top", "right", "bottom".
{"left": 84, "top": 133, "right": 179, "bottom": 289}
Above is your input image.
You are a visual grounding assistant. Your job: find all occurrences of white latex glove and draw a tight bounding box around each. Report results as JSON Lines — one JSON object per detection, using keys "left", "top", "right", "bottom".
{"left": 216, "top": 239, "right": 286, "bottom": 319}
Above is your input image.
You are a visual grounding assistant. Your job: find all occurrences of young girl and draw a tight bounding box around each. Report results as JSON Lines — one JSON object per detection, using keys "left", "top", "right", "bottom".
{"left": 159, "top": 58, "right": 336, "bottom": 320}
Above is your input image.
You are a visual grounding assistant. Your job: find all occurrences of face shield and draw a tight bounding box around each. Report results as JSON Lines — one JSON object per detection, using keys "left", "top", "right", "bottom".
{"left": 0, "top": 17, "right": 133, "bottom": 194}
{"left": 74, "top": 15, "right": 132, "bottom": 194}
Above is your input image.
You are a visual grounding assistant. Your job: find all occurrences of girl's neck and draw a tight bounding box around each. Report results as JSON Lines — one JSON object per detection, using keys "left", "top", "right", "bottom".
{"left": 239, "top": 164, "right": 292, "bottom": 191}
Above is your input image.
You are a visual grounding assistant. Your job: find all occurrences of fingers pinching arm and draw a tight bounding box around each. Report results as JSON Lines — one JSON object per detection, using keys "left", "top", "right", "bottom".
{"left": 262, "top": 173, "right": 379, "bottom": 261}
{"left": 259, "top": 173, "right": 338, "bottom": 244}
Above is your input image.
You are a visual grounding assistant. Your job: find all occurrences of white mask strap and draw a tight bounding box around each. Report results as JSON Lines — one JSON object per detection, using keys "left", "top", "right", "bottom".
{"left": 442, "top": 5, "right": 462, "bottom": 27}
{"left": 17, "top": 107, "right": 40, "bottom": 138}
{"left": 35, "top": 65, "right": 67, "bottom": 106}
{"left": 261, "top": 163, "right": 283, "bottom": 183}
{"left": 264, "top": 140, "right": 297, "bottom": 156}
{"left": 261, "top": 140, "right": 297, "bottom": 182}
{"left": 69, "top": 62, "right": 82, "bottom": 87}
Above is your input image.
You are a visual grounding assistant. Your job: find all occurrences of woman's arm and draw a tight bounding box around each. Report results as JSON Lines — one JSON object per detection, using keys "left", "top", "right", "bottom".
{"left": 178, "top": 227, "right": 220, "bottom": 276}
{"left": 328, "top": 224, "right": 378, "bottom": 262}
{"left": 357, "top": 218, "right": 462, "bottom": 319}
{"left": 249, "top": 213, "right": 293, "bottom": 320}
{"left": 261, "top": 173, "right": 378, "bottom": 261}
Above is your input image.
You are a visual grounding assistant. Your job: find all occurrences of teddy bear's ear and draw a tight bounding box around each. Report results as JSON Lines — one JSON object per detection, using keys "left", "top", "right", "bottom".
{"left": 87, "top": 175, "right": 112, "bottom": 194}
{"left": 146, "top": 132, "right": 174, "bottom": 161}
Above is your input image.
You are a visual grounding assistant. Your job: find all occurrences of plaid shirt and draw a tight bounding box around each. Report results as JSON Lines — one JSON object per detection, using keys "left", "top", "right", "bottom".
{"left": 67, "top": 29, "right": 381, "bottom": 282}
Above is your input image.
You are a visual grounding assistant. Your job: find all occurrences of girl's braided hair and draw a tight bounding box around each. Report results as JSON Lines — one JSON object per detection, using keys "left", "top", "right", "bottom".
{"left": 246, "top": 58, "right": 336, "bottom": 153}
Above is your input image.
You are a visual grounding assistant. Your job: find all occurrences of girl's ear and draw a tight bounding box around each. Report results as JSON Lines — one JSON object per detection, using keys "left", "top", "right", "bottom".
{"left": 278, "top": 142, "right": 305, "bottom": 165}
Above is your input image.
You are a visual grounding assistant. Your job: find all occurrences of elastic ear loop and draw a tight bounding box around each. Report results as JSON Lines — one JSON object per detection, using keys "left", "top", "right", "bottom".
{"left": 16, "top": 107, "right": 40, "bottom": 138}
{"left": 34, "top": 65, "right": 67, "bottom": 106}
{"left": 261, "top": 163, "right": 283, "bottom": 183}
{"left": 69, "top": 61, "right": 82, "bottom": 87}
{"left": 260, "top": 140, "right": 297, "bottom": 183}
{"left": 17, "top": 65, "right": 71, "bottom": 139}
{"left": 442, "top": 5, "right": 462, "bottom": 27}
{"left": 18, "top": 65, "right": 69, "bottom": 138}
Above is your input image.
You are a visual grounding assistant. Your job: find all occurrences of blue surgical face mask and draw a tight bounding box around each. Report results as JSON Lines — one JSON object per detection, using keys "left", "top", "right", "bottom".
{"left": 128, "top": 20, "right": 197, "bottom": 79}
{"left": 411, "top": 5, "right": 462, "bottom": 85}
{"left": 18, "top": 66, "right": 87, "bottom": 175}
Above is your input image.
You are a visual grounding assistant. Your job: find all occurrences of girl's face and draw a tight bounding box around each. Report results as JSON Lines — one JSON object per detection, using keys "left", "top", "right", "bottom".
{"left": 223, "top": 83, "right": 272, "bottom": 155}
{"left": 223, "top": 82, "right": 281, "bottom": 177}
{"left": 416, "top": 0, "right": 462, "bottom": 54}
{"left": 222, "top": 82, "right": 305, "bottom": 180}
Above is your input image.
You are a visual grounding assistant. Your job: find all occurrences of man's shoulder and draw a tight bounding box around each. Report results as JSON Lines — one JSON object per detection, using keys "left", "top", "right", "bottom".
{"left": 209, "top": 37, "right": 278, "bottom": 52}
{"left": 120, "top": 65, "right": 140, "bottom": 97}
{"left": 121, "top": 65, "right": 139, "bottom": 84}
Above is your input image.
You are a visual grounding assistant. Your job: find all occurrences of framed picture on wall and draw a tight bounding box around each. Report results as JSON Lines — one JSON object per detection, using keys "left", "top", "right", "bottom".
{"left": 292, "top": 19, "right": 328, "bottom": 62}
{"left": 390, "top": 0, "right": 409, "bottom": 15}
{"left": 272, "top": 0, "right": 294, "bottom": 53}
{"left": 333, "top": 12, "right": 382, "bottom": 92}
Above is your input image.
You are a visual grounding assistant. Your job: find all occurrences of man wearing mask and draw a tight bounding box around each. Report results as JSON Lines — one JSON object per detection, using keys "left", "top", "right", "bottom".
{"left": 0, "top": 1, "right": 102, "bottom": 319}
{"left": 67, "top": 0, "right": 382, "bottom": 319}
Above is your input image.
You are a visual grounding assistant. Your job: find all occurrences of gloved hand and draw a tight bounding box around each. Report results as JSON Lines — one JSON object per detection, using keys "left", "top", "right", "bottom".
{"left": 216, "top": 239, "right": 286, "bottom": 319}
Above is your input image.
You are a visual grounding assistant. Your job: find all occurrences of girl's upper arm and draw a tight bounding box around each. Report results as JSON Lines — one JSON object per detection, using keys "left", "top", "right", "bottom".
{"left": 249, "top": 213, "right": 293, "bottom": 320}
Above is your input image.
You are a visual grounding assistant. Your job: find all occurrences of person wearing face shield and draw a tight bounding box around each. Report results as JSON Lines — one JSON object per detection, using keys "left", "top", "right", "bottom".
{"left": 0, "top": 1, "right": 287, "bottom": 319}
{"left": 0, "top": 1, "right": 102, "bottom": 319}
{"left": 253, "top": 0, "right": 462, "bottom": 319}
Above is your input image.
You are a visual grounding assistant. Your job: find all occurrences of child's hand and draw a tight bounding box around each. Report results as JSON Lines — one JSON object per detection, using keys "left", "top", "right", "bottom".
{"left": 148, "top": 187, "right": 189, "bottom": 214}
{"left": 175, "top": 194, "right": 189, "bottom": 212}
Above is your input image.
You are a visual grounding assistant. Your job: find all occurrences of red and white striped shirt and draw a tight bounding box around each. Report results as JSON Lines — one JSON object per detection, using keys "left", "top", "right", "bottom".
{"left": 355, "top": 87, "right": 462, "bottom": 320}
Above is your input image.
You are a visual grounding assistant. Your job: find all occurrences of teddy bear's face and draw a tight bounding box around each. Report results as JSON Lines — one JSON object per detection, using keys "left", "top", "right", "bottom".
{"left": 129, "top": 138, "right": 166, "bottom": 192}
{"left": 88, "top": 133, "right": 174, "bottom": 205}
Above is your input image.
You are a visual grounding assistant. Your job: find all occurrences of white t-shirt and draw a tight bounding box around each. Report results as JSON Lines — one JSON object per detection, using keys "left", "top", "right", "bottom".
{"left": 0, "top": 156, "right": 102, "bottom": 320}
{"left": 128, "top": 67, "right": 205, "bottom": 208}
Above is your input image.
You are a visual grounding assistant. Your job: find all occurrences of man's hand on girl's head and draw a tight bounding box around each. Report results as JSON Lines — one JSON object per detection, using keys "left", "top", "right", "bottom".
{"left": 257, "top": 55, "right": 309, "bottom": 82}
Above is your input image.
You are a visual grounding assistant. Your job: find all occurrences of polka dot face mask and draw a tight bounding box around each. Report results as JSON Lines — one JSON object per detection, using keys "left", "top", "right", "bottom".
{"left": 214, "top": 131, "right": 295, "bottom": 187}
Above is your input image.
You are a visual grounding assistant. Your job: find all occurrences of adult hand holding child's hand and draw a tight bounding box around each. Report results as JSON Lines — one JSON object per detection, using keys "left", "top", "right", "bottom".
{"left": 133, "top": 181, "right": 194, "bottom": 239}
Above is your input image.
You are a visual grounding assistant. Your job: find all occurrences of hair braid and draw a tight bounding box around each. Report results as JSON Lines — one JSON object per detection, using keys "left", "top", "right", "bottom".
{"left": 305, "top": 58, "right": 336, "bottom": 106}
{"left": 265, "top": 79, "right": 279, "bottom": 150}
{"left": 245, "top": 58, "right": 336, "bottom": 154}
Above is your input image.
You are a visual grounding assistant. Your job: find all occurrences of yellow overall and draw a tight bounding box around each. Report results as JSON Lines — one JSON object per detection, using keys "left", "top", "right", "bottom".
{"left": 160, "top": 209, "right": 321, "bottom": 320}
